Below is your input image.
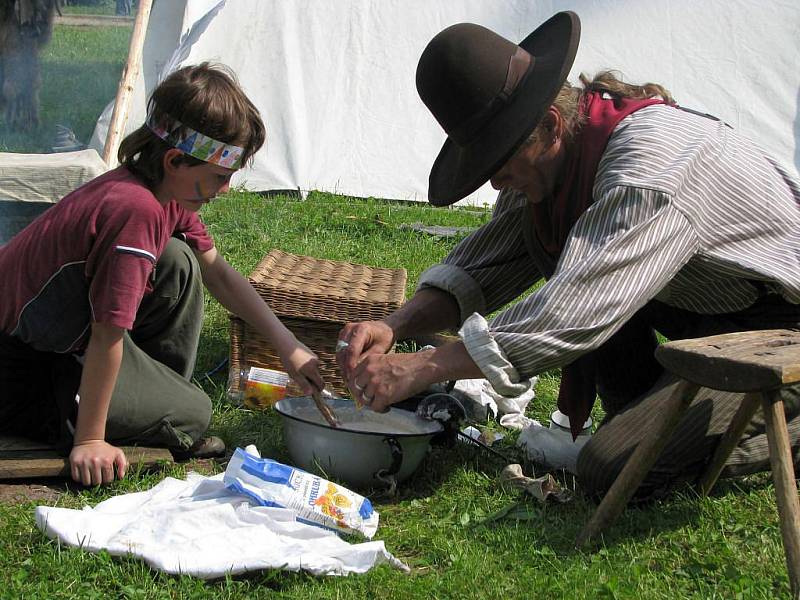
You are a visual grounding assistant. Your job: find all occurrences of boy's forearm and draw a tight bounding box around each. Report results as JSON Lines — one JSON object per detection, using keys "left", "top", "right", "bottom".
{"left": 73, "top": 323, "right": 124, "bottom": 444}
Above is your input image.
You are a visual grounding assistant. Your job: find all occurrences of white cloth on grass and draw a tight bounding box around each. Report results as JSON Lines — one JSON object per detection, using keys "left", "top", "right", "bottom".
{"left": 517, "top": 425, "right": 591, "bottom": 474}
{"left": 452, "top": 375, "right": 538, "bottom": 428}
{"left": 34, "top": 472, "right": 408, "bottom": 579}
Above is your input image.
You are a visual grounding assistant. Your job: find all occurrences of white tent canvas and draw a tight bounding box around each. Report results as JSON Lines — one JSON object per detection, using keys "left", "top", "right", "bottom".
{"left": 90, "top": 0, "right": 800, "bottom": 205}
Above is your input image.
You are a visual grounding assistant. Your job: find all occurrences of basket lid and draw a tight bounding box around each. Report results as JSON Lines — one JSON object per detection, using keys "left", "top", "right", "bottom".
{"left": 247, "top": 250, "right": 407, "bottom": 323}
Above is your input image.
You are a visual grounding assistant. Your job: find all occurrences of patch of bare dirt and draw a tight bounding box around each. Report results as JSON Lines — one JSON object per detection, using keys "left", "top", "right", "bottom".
{"left": 54, "top": 14, "right": 133, "bottom": 27}
{"left": 183, "top": 457, "right": 226, "bottom": 475}
{"left": 0, "top": 480, "right": 65, "bottom": 505}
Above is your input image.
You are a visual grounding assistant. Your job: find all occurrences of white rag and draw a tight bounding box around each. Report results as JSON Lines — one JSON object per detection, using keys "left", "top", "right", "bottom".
{"left": 34, "top": 472, "right": 409, "bottom": 579}
{"left": 517, "top": 424, "right": 591, "bottom": 474}
{"left": 452, "top": 376, "right": 538, "bottom": 427}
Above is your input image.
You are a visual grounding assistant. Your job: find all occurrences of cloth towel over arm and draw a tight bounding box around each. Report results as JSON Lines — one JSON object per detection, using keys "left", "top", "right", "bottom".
{"left": 34, "top": 472, "right": 408, "bottom": 579}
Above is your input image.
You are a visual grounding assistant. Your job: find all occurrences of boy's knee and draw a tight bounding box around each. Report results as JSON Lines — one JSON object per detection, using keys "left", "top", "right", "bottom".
{"left": 137, "top": 237, "right": 203, "bottom": 333}
{"left": 174, "top": 387, "right": 212, "bottom": 444}
{"left": 155, "top": 238, "right": 201, "bottom": 288}
{"left": 148, "top": 389, "right": 212, "bottom": 450}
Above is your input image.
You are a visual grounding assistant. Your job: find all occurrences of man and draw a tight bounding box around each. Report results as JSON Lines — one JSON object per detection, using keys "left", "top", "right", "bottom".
{"left": 336, "top": 11, "right": 800, "bottom": 499}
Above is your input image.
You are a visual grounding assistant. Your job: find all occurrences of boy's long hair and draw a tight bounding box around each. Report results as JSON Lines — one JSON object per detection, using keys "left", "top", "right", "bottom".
{"left": 118, "top": 62, "right": 266, "bottom": 190}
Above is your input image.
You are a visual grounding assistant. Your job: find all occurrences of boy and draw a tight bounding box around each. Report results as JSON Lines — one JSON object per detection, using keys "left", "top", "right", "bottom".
{"left": 0, "top": 63, "right": 324, "bottom": 486}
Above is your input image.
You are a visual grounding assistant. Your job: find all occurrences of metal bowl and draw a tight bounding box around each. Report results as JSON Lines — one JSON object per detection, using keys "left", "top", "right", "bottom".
{"left": 274, "top": 396, "right": 442, "bottom": 490}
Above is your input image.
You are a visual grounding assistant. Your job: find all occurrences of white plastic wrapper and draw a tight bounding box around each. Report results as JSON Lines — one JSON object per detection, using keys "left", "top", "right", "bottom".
{"left": 223, "top": 448, "right": 379, "bottom": 538}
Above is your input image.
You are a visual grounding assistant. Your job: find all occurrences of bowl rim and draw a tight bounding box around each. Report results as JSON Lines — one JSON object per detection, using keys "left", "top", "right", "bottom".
{"left": 274, "top": 397, "right": 443, "bottom": 438}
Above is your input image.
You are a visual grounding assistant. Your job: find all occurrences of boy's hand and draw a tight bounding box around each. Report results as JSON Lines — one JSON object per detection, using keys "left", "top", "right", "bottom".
{"left": 69, "top": 440, "right": 128, "bottom": 486}
{"left": 279, "top": 340, "right": 325, "bottom": 395}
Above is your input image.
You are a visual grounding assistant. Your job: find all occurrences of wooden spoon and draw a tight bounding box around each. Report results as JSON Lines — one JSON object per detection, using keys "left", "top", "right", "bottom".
{"left": 311, "top": 388, "right": 341, "bottom": 428}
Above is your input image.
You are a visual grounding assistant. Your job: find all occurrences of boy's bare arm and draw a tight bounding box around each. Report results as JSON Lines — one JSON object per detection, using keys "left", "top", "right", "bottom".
{"left": 71, "top": 322, "right": 128, "bottom": 486}
{"left": 195, "top": 247, "right": 324, "bottom": 392}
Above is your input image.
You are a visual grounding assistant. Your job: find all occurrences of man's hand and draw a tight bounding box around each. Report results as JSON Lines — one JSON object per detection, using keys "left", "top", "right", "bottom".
{"left": 349, "top": 348, "right": 438, "bottom": 412}
{"left": 336, "top": 320, "right": 396, "bottom": 404}
{"left": 336, "top": 320, "right": 395, "bottom": 379}
{"left": 344, "top": 339, "right": 484, "bottom": 411}
{"left": 69, "top": 439, "right": 127, "bottom": 486}
{"left": 336, "top": 293, "right": 477, "bottom": 408}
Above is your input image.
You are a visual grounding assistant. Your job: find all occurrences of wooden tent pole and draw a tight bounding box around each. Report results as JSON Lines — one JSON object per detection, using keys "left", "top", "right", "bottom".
{"left": 101, "top": 0, "right": 153, "bottom": 166}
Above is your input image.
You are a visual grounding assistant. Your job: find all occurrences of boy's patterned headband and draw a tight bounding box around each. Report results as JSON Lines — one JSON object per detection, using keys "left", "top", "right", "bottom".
{"left": 146, "top": 109, "right": 244, "bottom": 169}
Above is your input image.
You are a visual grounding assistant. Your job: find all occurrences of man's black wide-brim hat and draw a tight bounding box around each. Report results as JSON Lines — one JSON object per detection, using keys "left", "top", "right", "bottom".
{"left": 416, "top": 12, "right": 581, "bottom": 206}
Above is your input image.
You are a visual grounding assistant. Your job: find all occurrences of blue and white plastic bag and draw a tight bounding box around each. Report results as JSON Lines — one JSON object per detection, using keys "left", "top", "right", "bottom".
{"left": 223, "top": 448, "right": 379, "bottom": 538}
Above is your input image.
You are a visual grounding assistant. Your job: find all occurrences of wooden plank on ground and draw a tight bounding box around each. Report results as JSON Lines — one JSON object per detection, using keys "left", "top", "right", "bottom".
{"left": 0, "top": 444, "right": 173, "bottom": 480}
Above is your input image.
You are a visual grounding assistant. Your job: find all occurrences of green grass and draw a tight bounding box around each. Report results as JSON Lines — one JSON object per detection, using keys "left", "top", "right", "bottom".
{"left": 0, "top": 23, "right": 131, "bottom": 153}
{"left": 61, "top": 1, "right": 121, "bottom": 17}
{"left": 0, "top": 192, "right": 792, "bottom": 599}
{"left": 0, "top": 19, "right": 794, "bottom": 600}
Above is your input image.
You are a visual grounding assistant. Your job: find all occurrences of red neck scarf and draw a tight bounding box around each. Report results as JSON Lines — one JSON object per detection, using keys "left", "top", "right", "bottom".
{"left": 531, "top": 91, "right": 665, "bottom": 261}
{"left": 532, "top": 91, "right": 666, "bottom": 438}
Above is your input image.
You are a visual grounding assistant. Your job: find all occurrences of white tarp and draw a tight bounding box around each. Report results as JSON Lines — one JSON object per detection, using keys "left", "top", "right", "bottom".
{"left": 0, "top": 149, "right": 106, "bottom": 204}
{"left": 90, "top": 0, "right": 800, "bottom": 205}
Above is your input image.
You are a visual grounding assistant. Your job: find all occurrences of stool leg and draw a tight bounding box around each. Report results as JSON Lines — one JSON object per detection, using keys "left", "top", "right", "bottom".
{"left": 698, "top": 392, "right": 761, "bottom": 496}
{"left": 576, "top": 380, "right": 700, "bottom": 547}
{"left": 762, "top": 390, "right": 800, "bottom": 598}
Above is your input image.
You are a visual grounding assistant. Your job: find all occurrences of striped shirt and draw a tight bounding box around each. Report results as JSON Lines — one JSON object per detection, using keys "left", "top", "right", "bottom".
{"left": 418, "top": 105, "right": 800, "bottom": 397}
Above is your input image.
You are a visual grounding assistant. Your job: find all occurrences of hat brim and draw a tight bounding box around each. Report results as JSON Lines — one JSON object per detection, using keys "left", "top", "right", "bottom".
{"left": 427, "top": 11, "right": 580, "bottom": 206}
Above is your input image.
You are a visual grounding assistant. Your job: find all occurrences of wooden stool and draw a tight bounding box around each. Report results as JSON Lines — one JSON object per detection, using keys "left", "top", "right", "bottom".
{"left": 576, "top": 329, "right": 800, "bottom": 597}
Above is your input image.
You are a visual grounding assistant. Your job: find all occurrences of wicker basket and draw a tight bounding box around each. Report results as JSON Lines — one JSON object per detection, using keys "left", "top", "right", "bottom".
{"left": 230, "top": 250, "right": 407, "bottom": 397}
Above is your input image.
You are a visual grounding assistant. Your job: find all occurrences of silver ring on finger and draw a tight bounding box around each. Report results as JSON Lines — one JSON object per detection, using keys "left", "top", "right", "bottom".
{"left": 336, "top": 339, "right": 349, "bottom": 352}
{"left": 354, "top": 381, "right": 364, "bottom": 392}
{"left": 362, "top": 393, "right": 373, "bottom": 405}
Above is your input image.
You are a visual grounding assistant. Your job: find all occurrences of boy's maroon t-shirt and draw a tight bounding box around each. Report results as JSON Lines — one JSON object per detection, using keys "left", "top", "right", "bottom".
{"left": 0, "top": 166, "right": 214, "bottom": 353}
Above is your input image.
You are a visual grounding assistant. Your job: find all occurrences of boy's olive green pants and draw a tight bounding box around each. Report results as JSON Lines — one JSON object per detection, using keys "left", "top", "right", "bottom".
{"left": 0, "top": 239, "right": 210, "bottom": 451}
